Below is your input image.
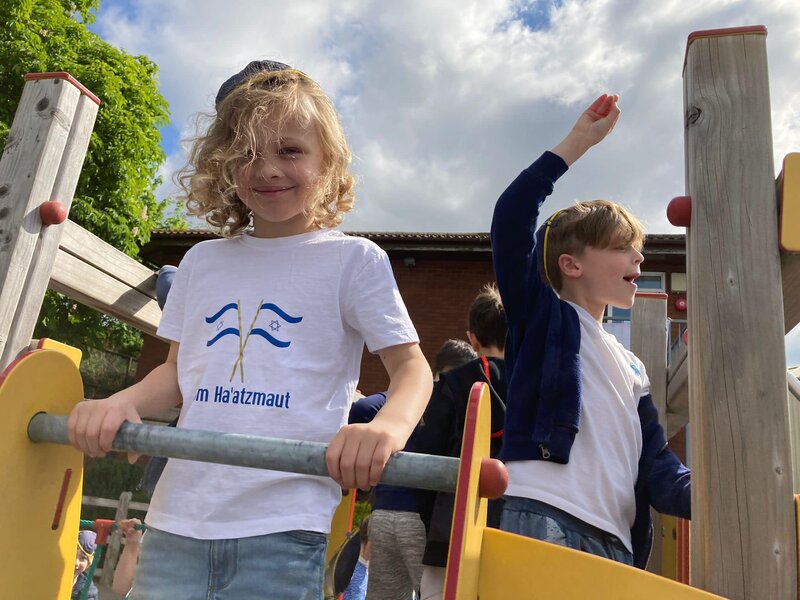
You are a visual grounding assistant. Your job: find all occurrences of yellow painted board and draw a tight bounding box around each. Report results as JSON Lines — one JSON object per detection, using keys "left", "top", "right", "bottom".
{"left": 444, "top": 383, "right": 492, "bottom": 600}
{"left": 477, "top": 528, "right": 723, "bottom": 599}
{"left": 35, "top": 337, "right": 83, "bottom": 367}
{"left": 0, "top": 350, "right": 85, "bottom": 599}
{"left": 326, "top": 489, "right": 356, "bottom": 565}
{"left": 780, "top": 153, "right": 800, "bottom": 253}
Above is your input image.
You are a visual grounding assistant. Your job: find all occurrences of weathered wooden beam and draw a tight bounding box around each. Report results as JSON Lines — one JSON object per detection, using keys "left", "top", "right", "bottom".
{"left": 0, "top": 74, "right": 98, "bottom": 368}
{"left": 630, "top": 293, "right": 668, "bottom": 574}
{"left": 684, "top": 26, "right": 795, "bottom": 598}
{"left": 50, "top": 248, "right": 161, "bottom": 337}
{"left": 58, "top": 219, "right": 157, "bottom": 299}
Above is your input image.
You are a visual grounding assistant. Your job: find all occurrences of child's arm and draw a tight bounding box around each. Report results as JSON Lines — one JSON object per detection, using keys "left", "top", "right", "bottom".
{"left": 638, "top": 394, "right": 691, "bottom": 518}
{"left": 67, "top": 342, "right": 182, "bottom": 461}
{"left": 491, "top": 94, "right": 620, "bottom": 321}
{"left": 111, "top": 518, "right": 142, "bottom": 596}
{"left": 326, "top": 342, "right": 432, "bottom": 490}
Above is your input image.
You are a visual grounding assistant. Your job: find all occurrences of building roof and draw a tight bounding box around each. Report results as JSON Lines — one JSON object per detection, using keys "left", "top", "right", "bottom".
{"left": 141, "top": 229, "right": 686, "bottom": 265}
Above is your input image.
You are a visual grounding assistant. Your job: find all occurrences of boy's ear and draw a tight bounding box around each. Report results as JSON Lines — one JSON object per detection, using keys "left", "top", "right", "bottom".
{"left": 558, "top": 253, "right": 582, "bottom": 280}
{"left": 466, "top": 331, "right": 482, "bottom": 353}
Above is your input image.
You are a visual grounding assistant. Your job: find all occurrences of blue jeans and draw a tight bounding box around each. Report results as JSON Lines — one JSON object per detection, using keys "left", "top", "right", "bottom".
{"left": 128, "top": 526, "right": 327, "bottom": 600}
{"left": 499, "top": 496, "right": 634, "bottom": 566}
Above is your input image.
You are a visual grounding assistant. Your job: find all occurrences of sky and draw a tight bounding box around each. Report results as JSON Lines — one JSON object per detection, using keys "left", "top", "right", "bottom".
{"left": 87, "top": 0, "right": 800, "bottom": 366}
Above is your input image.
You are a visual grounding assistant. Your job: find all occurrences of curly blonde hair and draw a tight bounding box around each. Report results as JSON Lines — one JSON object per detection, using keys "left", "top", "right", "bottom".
{"left": 178, "top": 69, "right": 355, "bottom": 236}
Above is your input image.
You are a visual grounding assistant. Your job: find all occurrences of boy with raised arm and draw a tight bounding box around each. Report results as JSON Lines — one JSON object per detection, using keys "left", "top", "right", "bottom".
{"left": 492, "top": 94, "right": 690, "bottom": 568}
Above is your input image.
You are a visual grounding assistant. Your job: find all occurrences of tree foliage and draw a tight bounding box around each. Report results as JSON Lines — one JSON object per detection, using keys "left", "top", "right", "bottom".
{"left": 0, "top": 0, "right": 183, "bottom": 354}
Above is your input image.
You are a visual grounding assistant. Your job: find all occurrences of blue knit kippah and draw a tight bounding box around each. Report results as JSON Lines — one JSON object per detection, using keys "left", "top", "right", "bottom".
{"left": 215, "top": 60, "right": 293, "bottom": 108}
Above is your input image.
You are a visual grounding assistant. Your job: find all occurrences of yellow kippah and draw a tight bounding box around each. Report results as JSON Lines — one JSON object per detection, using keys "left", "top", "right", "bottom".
{"left": 542, "top": 209, "right": 564, "bottom": 286}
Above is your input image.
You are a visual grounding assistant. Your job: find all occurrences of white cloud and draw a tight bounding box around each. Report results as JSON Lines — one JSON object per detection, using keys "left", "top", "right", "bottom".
{"left": 93, "top": 0, "right": 800, "bottom": 362}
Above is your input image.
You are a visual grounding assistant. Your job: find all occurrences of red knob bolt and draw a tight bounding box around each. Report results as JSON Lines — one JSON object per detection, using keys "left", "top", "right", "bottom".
{"left": 39, "top": 201, "right": 67, "bottom": 225}
{"left": 478, "top": 457, "right": 509, "bottom": 499}
{"left": 667, "top": 196, "right": 691, "bottom": 227}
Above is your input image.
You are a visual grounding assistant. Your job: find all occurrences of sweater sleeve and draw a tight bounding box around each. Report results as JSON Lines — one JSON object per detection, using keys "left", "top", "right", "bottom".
{"left": 490, "top": 151, "right": 568, "bottom": 323}
{"left": 638, "top": 394, "right": 691, "bottom": 518}
{"left": 414, "top": 379, "right": 457, "bottom": 458}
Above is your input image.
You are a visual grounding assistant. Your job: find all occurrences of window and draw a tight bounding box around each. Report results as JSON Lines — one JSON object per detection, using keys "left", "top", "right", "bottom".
{"left": 637, "top": 272, "right": 665, "bottom": 292}
{"left": 671, "top": 272, "right": 687, "bottom": 292}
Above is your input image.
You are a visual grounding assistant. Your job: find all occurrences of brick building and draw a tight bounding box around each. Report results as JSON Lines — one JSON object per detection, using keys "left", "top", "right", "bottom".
{"left": 138, "top": 230, "right": 689, "bottom": 397}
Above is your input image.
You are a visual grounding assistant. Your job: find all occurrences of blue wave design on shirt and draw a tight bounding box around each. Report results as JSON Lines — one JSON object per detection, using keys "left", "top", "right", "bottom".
{"left": 250, "top": 328, "right": 291, "bottom": 348}
{"left": 207, "top": 328, "right": 241, "bottom": 346}
{"left": 259, "top": 303, "right": 303, "bottom": 324}
{"left": 205, "top": 303, "right": 238, "bottom": 324}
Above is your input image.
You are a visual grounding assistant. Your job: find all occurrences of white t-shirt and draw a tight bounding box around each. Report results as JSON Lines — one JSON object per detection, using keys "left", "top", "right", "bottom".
{"left": 505, "top": 301, "right": 647, "bottom": 551}
{"left": 147, "top": 228, "right": 418, "bottom": 539}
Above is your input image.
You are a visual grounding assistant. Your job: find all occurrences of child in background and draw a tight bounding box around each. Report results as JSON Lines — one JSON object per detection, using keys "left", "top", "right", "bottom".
{"left": 111, "top": 518, "right": 144, "bottom": 597}
{"left": 415, "top": 284, "right": 507, "bottom": 600}
{"left": 366, "top": 339, "right": 477, "bottom": 600}
{"left": 71, "top": 530, "right": 98, "bottom": 600}
{"left": 342, "top": 515, "right": 371, "bottom": 600}
{"left": 67, "top": 60, "right": 432, "bottom": 599}
{"left": 491, "top": 94, "right": 690, "bottom": 568}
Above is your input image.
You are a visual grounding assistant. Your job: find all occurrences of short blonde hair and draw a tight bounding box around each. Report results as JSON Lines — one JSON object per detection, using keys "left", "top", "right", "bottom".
{"left": 541, "top": 200, "right": 645, "bottom": 291}
{"left": 178, "top": 69, "right": 355, "bottom": 236}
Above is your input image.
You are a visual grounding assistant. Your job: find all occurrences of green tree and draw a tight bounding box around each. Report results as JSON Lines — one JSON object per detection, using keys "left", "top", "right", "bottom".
{"left": 0, "top": 0, "right": 183, "bottom": 355}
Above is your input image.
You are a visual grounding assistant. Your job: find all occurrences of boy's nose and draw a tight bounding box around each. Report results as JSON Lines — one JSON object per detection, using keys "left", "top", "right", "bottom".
{"left": 633, "top": 248, "right": 644, "bottom": 264}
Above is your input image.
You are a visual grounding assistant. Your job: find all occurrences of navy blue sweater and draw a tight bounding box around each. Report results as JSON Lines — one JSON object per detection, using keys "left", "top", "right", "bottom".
{"left": 491, "top": 151, "right": 691, "bottom": 568}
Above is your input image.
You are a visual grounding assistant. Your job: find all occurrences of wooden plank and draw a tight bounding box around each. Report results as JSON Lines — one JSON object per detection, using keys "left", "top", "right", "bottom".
{"left": 786, "top": 372, "right": 800, "bottom": 494}
{"left": 59, "top": 219, "right": 157, "bottom": 299}
{"left": 81, "top": 495, "right": 149, "bottom": 513}
{"left": 631, "top": 294, "right": 669, "bottom": 575}
{"left": 100, "top": 491, "right": 131, "bottom": 586}
{"left": 50, "top": 249, "right": 161, "bottom": 337}
{"left": 0, "top": 77, "right": 80, "bottom": 367}
{"left": 0, "top": 96, "right": 98, "bottom": 368}
{"left": 783, "top": 253, "right": 800, "bottom": 333}
{"left": 666, "top": 348, "right": 689, "bottom": 438}
{"left": 684, "top": 29, "right": 795, "bottom": 598}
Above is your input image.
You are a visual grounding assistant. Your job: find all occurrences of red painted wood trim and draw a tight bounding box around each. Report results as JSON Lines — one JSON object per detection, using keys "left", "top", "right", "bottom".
{"left": 24, "top": 72, "right": 101, "bottom": 105}
{"left": 443, "top": 382, "right": 484, "bottom": 600}
{"left": 683, "top": 25, "right": 767, "bottom": 75}
{"left": 51, "top": 468, "right": 73, "bottom": 530}
{"left": 635, "top": 292, "right": 668, "bottom": 300}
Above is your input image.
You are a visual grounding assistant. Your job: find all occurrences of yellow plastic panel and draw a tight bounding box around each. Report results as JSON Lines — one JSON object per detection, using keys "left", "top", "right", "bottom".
{"left": 780, "top": 153, "right": 800, "bottom": 253}
{"left": 0, "top": 350, "right": 85, "bottom": 599}
{"left": 477, "top": 528, "right": 723, "bottom": 599}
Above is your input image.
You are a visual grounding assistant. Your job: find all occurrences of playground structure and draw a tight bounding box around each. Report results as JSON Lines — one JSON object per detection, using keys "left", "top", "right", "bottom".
{"left": 0, "top": 24, "right": 798, "bottom": 600}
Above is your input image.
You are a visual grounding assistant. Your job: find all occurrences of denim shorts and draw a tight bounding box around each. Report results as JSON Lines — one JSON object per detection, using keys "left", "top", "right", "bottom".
{"left": 128, "top": 526, "right": 328, "bottom": 600}
{"left": 499, "top": 496, "right": 633, "bottom": 566}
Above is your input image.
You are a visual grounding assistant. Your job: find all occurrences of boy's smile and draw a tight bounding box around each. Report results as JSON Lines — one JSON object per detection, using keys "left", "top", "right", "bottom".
{"left": 235, "top": 119, "right": 325, "bottom": 238}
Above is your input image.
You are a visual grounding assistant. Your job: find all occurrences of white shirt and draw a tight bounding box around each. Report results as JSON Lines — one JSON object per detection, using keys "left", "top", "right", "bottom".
{"left": 505, "top": 301, "right": 647, "bottom": 551}
{"left": 147, "top": 229, "right": 418, "bottom": 539}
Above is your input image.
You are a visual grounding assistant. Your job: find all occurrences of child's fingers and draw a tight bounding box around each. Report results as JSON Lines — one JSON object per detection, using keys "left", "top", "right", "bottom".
{"left": 586, "top": 93, "right": 608, "bottom": 115}
{"left": 83, "top": 406, "right": 110, "bottom": 457}
{"left": 325, "top": 430, "right": 346, "bottom": 486}
{"left": 339, "top": 435, "right": 363, "bottom": 490}
{"left": 368, "top": 440, "right": 394, "bottom": 488}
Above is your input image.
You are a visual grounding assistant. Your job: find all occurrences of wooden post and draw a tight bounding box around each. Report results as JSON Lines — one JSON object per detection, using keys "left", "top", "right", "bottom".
{"left": 100, "top": 491, "right": 131, "bottom": 586}
{"left": 683, "top": 26, "right": 795, "bottom": 598}
{"left": 631, "top": 293, "right": 669, "bottom": 574}
{"left": 0, "top": 73, "right": 99, "bottom": 369}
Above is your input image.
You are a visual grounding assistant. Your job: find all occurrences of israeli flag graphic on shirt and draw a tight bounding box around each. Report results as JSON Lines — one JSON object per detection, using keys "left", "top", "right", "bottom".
{"left": 205, "top": 301, "right": 303, "bottom": 348}
{"left": 204, "top": 299, "right": 303, "bottom": 383}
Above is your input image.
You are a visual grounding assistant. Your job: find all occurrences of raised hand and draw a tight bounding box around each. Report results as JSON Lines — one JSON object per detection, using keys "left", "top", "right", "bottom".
{"left": 552, "top": 93, "right": 621, "bottom": 166}
{"left": 572, "top": 93, "right": 620, "bottom": 145}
